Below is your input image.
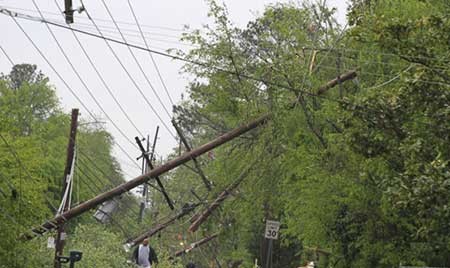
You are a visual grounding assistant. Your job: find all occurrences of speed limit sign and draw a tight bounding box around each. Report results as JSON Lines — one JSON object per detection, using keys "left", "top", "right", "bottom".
{"left": 265, "top": 220, "right": 280, "bottom": 240}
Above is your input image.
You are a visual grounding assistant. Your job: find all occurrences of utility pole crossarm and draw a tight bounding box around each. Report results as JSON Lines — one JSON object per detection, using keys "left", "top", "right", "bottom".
{"left": 172, "top": 119, "right": 212, "bottom": 190}
{"left": 20, "top": 113, "right": 270, "bottom": 241}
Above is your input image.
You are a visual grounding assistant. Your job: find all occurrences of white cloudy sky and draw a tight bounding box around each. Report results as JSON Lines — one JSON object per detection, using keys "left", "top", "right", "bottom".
{"left": 0, "top": 0, "right": 348, "bottom": 179}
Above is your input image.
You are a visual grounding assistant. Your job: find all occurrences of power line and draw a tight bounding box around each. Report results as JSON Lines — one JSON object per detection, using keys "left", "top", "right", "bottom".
{"left": 6, "top": 14, "right": 95, "bottom": 124}
{"left": 0, "top": 4, "right": 186, "bottom": 32}
{"left": 76, "top": 158, "right": 140, "bottom": 217}
{"left": 75, "top": 170, "right": 134, "bottom": 239}
{"left": 2, "top": 7, "right": 448, "bottom": 66}
{"left": 31, "top": 0, "right": 140, "bottom": 153}
{"left": 98, "top": 0, "right": 174, "bottom": 120}
{"left": 6, "top": 15, "right": 141, "bottom": 170}
{"left": 0, "top": 44, "right": 14, "bottom": 65}
{"left": 76, "top": 147, "right": 139, "bottom": 186}
{"left": 0, "top": 133, "right": 59, "bottom": 214}
{"left": 67, "top": 22, "right": 194, "bottom": 47}
{"left": 127, "top": 0, "right": 175, "bottom": 107}
{"left": 294, "top": 22, "right": 350, "bottom": 114}
{"left": 72, "top": 22, "right": 184, "bottom": 39}
{"left": 73, "top": 122, "right": 141, "bottom": 172}
{"left": 0, "top": 16, "right": 139, "bottom": 175}
{"left": 77, "top": 6, "right": 177, "bottom": 140}
{"left": 0, "top": 8, "right": 428, "bottom": 95}
{"left": 52, "top": 0, "right": 145, "bottom": 139}
{"left": 8, "top": 8, "right": 441, "bottom": 99}
{"left": 75, "top": 159, "right": 144, "bottom": 229}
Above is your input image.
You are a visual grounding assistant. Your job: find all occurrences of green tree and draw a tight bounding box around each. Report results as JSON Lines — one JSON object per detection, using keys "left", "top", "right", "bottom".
{"left": 0, "top": 64, "right": 140, "bottom": 267}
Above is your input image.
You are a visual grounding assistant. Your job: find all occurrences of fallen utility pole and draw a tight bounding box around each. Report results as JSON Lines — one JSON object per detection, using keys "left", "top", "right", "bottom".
{"left": 21, "top": 113, "right": 270, "bottom": 240}
{"left": 316, "top": 70, "right": 357, "bottom": 95}
{"left": 54, "top": 108, "right": 78, "bottom": 268}
{"left": 172, "top": 119, "right": 212, "bottom": 190}
{"left": 188, "top": 163, "right": 253, "bottom": 233}
{"left": 174, "top": 233, "right": 219, "bottom": 257}
{"left": 135, "top": 132, "right": 174, "bottom": 210}
{"left": 126, "top": 203, "right": 199, "bottom": 248}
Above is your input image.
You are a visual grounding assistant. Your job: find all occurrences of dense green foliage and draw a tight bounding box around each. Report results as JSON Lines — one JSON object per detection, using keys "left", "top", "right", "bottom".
{"left": 0, "top": 64, "right": 142, "bottom": 267}
{"left": 158, "top": 0, "right": 450, "bottom": 267}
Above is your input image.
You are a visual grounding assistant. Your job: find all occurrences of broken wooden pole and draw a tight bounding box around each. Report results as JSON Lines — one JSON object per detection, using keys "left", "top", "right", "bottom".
{"left": 21, "top": 113, "right": 270, "bottom": 240}
{"left": 174, "top": 233, "right": 219, "bottom": 257}
{"left": 188, "top": 163, "right": 253, "bottom": 233}
{"left": 316, "top": 70, "right": 357, "bottom": 95}
{"left": 126, "top": 203, "right": 199, "bottom": 248}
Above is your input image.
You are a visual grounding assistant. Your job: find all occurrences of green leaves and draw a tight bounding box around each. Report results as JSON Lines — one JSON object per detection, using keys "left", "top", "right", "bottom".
{"left": 0, "top": 64, "right": 138, "bottom": 267}
{"left": 168, "top": 0, "right": 450, "bottom": 267}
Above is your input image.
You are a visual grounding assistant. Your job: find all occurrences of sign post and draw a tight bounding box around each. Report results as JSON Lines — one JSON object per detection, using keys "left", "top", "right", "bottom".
{"left": 265, "top": 220, "right": 280, "bottom": 240}
{"left": 264, "top": 220, "right": 280, "bottom": 268}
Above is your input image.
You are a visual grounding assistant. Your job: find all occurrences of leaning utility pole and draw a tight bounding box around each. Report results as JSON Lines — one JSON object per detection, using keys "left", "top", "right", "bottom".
{"left": 172, "top": 119, "right": 211, "bottom": 190}
{"left": 188, "top": 163, "right": 254, "bottom": 232}
{"left": 126, "top": 203, "right": 199, "bottom": 248}
{"left": 174, "top": 233, "right": 219, "bottom": 257}
{"left": 54, "top": 108, "right": 78, "bottom": 268}
{"left": 21, "top": 113, "right": 270, "bottom": 240}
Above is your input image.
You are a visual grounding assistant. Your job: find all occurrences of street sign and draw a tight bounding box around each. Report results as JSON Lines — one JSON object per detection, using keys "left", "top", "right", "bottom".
{"left": 264, "top": 220, "right": 280, "bottom": 240}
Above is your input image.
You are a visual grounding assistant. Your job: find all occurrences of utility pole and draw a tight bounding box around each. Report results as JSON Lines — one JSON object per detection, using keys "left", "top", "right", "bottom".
{"left": 188, "top": 163, "right": 254, "bottom": 232}
{"left": 126, "top": 203, "right": 199, "bottom": 248}
{"left": 137, "top": 135, "right": 149, "bottom": 223}
{"left": 135, "top": 128, "right": 174, "bottom": 210}
{"left": 174, "top": 233, "right": 219, "bottom": 257}
{"left": 138, "top": 126, "right": 160, "bottom": 222}
{"left": 316, "top": 70, "right": 357, "bottom": 95}
{"left": 54, "top": 108, "right": 79, "bottom": 268}
{"left": 64, "top": 0, "right": 74, "bottom": 24}
{"left": 172, "top": 119, "right": 212, "bottom": 190}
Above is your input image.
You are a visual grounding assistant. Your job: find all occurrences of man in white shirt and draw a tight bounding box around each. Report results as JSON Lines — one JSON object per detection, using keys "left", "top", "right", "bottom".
{"left": 133, "top": 238, "right": 158, "bottom": 268}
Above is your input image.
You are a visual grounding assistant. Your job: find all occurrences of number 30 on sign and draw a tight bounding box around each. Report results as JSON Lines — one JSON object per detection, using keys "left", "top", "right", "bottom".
{"left": 265, "top": 220, "right": 280, "bottom": 240}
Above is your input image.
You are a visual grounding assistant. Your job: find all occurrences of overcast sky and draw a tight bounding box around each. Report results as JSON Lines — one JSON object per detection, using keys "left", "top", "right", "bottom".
{"left": 0, "top": 0, "right": 348, "bottom": 179}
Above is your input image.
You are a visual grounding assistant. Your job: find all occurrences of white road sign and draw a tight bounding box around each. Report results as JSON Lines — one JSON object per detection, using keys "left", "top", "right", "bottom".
{"left": 47, "top": 237, "right": 55, "bottom": 249}
{"left": 265, "top": 220, "right": 280, "bottom": 240}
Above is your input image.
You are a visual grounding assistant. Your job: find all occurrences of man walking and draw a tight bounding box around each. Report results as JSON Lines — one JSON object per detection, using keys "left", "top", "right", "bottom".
{"left": 133, "top": 238, "right": 158, "bottom": 268}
